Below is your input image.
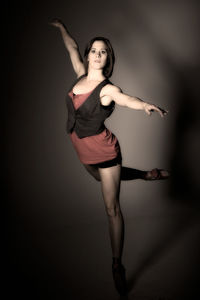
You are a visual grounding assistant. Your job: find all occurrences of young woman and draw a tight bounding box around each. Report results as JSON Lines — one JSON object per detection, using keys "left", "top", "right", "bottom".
{"left": 50, "top": 19, "right": 169, "bottom": 296}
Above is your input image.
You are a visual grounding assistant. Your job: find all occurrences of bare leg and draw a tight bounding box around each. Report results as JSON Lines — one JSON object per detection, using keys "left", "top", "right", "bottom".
{"left": 83, "top": 164, "right": 125, "bottom": 259}
{"left": 98, "top": 164, "right": 127, "bottom": 295}
{"left": 98, "top": 164, "right": 124, "bottom": 260}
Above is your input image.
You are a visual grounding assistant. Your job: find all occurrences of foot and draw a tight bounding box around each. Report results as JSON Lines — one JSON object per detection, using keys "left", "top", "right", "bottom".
{"left": 112, "top": 263, "right": 128, "bottom": 296}
{"left": 144, "top": 168, "right": 170, "bottom": 180}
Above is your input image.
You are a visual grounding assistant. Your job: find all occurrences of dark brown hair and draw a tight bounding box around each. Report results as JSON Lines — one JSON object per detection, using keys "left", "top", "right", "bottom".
{"left": 83, "top": 37, "right": 115, "bottom": 78}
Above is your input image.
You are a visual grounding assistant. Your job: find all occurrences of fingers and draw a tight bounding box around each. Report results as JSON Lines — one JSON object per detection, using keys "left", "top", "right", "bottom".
{"left": 147, "top": 105, "right": 168, "bottom": 117}
{"left": 157, "top": 109, "right": 165, "bottom": 118}
{"left": 157, "top": 106, "right": 168, "bottom": 116}
{"left": 156, "top": 107, "right": 165, "bottom": 117}
{"left": 159, "top": 108, "right": 169, "bottom": 117}
{"left": 51, "top": 18, "right": 61, "bottom": 23}
{"left": 145, "top": 108, "right": 152, "bottom": 116}
{"left": 49, "top": 18, "right": 62, "bottom": 27}
{"left": 147, "top": 110, "right": 152, "bottom": 116}
{"left": 49, "top": 20, "right": 57, "bottom": 26}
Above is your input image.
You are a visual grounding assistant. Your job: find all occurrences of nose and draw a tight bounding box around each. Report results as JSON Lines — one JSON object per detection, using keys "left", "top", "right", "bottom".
{"left": 96, "top": 51, "right": 101, "bottom": 57}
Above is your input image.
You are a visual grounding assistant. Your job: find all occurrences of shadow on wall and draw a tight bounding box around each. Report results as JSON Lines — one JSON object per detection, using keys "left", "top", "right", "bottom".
{"left": 112, "top": 1, "right": 200, "bottom": 298}
{"left": 168, "top": 65, "right": 200, "bottom": 202}
{"left": 122, "top": 0, "right": 200, "bottom": 201}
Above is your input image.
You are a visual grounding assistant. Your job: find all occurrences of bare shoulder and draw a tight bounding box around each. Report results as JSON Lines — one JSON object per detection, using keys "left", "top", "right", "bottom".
{"left": 101, "top": 84, "right": 122, "bottom": 96}
{"left": 100, "top": 83, "right": 122, "bottom": 106}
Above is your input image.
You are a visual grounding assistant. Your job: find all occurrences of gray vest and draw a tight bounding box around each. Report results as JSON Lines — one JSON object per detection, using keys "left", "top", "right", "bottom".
{"left": 65, "top": 74, "right": 115, "bottom": 138}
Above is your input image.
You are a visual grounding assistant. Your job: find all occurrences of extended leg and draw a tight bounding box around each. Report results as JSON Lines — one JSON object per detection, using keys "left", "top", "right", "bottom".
{"left": 83, "top": 163, "right": 145, "bottom": 182}
{"left": 83, "top": 164, "right": 101, "bottom": 181}
{"left": 83, "top": 164, "right": 169, "bottom": 182}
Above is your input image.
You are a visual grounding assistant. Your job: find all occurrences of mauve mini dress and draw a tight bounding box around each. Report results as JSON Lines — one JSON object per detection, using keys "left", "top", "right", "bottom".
{"left": 68, "top": 89, "right": 121, "bottom": 165}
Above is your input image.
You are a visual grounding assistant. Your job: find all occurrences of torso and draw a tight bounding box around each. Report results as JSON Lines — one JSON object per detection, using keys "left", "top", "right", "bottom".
{"left": 68, "top": 90, "right": 121, "bottom": 164}
{"left": 72, "top": 75, "right": 113, "bottom": 106}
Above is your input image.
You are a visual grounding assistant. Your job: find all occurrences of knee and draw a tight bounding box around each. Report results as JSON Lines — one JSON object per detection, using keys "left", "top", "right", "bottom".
{"left": 106, "top": 204, "right": 120, "bottom": 217}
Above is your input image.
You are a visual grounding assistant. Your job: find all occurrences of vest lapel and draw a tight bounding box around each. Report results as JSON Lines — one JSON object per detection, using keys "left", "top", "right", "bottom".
{"left": 67, "top": 75, "right": 110, "bottom": 117}
{"left": 76, "top": 78, "right": 109, "bottom": 113}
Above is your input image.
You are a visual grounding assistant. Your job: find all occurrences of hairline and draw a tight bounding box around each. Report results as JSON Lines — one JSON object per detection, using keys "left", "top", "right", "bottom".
{"left": 90, "top": 47, "right": 107, "bottom": 50}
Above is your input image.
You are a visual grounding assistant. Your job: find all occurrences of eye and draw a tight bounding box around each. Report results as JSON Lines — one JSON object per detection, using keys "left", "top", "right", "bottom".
{"left": 91, "top": 49, "right": 95, "bottom": 53}
{"left": 101, "top": 50, "right": 107, "bottom": 54}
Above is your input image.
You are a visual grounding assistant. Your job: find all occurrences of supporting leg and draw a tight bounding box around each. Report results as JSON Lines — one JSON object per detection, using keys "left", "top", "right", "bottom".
{"left": 98, "top": 164, "right": 127, "bottom": 296}
{"left": 98, "top": 164, "right": 124, "bottom": 260}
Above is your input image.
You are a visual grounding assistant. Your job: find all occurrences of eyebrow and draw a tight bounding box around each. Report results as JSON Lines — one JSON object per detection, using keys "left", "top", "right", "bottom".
{"left": 91, "top": 47, "right": 107, "bottom": 50}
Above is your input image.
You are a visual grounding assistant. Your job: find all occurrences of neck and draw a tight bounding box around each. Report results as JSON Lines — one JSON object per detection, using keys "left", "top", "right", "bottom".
{"left": 87, "top": 68, "right": 106, "bottom": 82}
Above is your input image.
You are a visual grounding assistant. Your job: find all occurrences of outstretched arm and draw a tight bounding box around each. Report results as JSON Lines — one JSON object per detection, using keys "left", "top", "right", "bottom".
{"left": 101, "top": 85, "right": 168, "bottom": 117}
{"left": 49, "top": 18, "right": 85, "bottom": 77}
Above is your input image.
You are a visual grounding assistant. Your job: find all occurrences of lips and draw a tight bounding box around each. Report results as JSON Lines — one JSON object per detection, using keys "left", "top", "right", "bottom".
{"left": 94, "top": 60, "right": 101, "bottom": 63}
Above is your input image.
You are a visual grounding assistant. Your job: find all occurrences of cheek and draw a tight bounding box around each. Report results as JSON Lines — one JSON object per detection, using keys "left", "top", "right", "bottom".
{"left": 103, "top": 55, "right": 108, "bottom": 64}
{"left": 88, "top": 52, "right": 93, "bottom": 60}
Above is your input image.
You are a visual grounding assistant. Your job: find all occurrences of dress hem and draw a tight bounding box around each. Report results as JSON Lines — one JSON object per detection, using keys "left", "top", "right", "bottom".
{"left": 79, "top": 152, "right": 121, "bottom": 165}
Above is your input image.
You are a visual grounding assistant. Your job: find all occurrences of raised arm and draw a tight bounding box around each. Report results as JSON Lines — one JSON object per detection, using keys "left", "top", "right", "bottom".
{"left": 101, "top": 84, "right": 168, "bottom": 117}
{"left": 50, "top": 19, "right": 85, "bottom": 77}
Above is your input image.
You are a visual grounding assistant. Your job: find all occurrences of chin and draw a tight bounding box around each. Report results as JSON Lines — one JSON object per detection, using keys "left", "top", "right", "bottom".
{"left": 93, "top": 65, "right": 104, "bottom": 70}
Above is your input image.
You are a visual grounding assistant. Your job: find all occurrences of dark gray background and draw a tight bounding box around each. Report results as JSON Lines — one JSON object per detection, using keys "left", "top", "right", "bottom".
{"left": 5, "top": 0, "right": 200, "bottom": 299}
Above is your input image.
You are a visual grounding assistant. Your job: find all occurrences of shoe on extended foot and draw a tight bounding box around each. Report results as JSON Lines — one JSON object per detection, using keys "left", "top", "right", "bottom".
{"left": 144, "top": 168, "right": 170, "bottom": 180}
{"left": 112, "top": 263, "right": 127, "bottom": 296}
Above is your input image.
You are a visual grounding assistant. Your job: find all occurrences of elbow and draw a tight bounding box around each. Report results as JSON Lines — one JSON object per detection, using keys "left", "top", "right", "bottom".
{"left": 67, "top": 43, "right": 78, "bottom": 51}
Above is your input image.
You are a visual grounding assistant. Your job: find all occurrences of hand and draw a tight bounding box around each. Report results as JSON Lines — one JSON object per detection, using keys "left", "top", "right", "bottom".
{"left": 49, "top": 18, "right": 64, "bottom": 28}
{"left": 144, "top": 103, "right": 168, "bottom": 118}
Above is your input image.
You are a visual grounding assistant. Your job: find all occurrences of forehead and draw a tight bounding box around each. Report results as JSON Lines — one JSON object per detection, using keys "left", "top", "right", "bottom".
{"left": 91, "top": 40, "right": 107, "bottom": 49}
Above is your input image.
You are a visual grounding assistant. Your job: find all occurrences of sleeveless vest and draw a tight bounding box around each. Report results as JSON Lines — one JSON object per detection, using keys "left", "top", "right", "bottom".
{"left": 65, "top": 74, "right": 115, "bottom": 139}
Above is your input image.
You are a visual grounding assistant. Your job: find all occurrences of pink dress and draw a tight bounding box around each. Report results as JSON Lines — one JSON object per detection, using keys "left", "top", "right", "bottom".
{"left": 68, "top": 89, "right": 121, "bottom": 164}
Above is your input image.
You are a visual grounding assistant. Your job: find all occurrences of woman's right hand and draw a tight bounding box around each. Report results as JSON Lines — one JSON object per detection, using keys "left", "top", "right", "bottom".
{"left": 49, "top": 18, "right": 64, "bottom": 28}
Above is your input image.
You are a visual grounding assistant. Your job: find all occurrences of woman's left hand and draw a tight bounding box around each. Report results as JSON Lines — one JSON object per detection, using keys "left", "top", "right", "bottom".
{"left": 144, "top": 103, "right": 168, "bottom": 118}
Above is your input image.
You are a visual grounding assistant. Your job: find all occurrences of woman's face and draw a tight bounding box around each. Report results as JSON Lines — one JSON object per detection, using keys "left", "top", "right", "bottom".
{"left": 87, "top": 40, "right": 108, "bottom": 71}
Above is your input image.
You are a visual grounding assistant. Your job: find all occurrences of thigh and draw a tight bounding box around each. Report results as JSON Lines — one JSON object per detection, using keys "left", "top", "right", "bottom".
{"left": 83, "top": 164, "right": 101, "bottom": 181}
{"left": 99, "top": 164, "right": 121, "bottom": 209}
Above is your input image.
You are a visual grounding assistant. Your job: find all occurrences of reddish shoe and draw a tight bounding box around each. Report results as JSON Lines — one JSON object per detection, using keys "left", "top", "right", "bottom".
{"left": 112, "top": 263, "right": 128, "bottom": 296}
{"left": 144, "top": 168, "right": 170, "bottom": 180}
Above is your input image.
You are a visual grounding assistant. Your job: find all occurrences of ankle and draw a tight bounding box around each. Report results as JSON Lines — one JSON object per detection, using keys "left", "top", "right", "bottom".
{"left": 141, "top": 171, "right": 148, "bottom": 179}
{"left": 112, "top": 257, "right": 122, "bottom": 266}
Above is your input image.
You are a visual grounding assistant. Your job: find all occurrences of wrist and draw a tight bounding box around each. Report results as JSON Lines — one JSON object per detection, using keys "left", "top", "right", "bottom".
{"left": 59, "top": 23, "right": 65, "bottom": 30}
{"left": 142, "top": 102, "right": 148, "bottom": 110}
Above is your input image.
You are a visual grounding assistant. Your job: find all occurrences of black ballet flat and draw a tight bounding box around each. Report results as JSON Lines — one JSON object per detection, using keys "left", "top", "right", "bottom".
{"left": 112, "top": 263, "right": 128, "bottom": 296}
